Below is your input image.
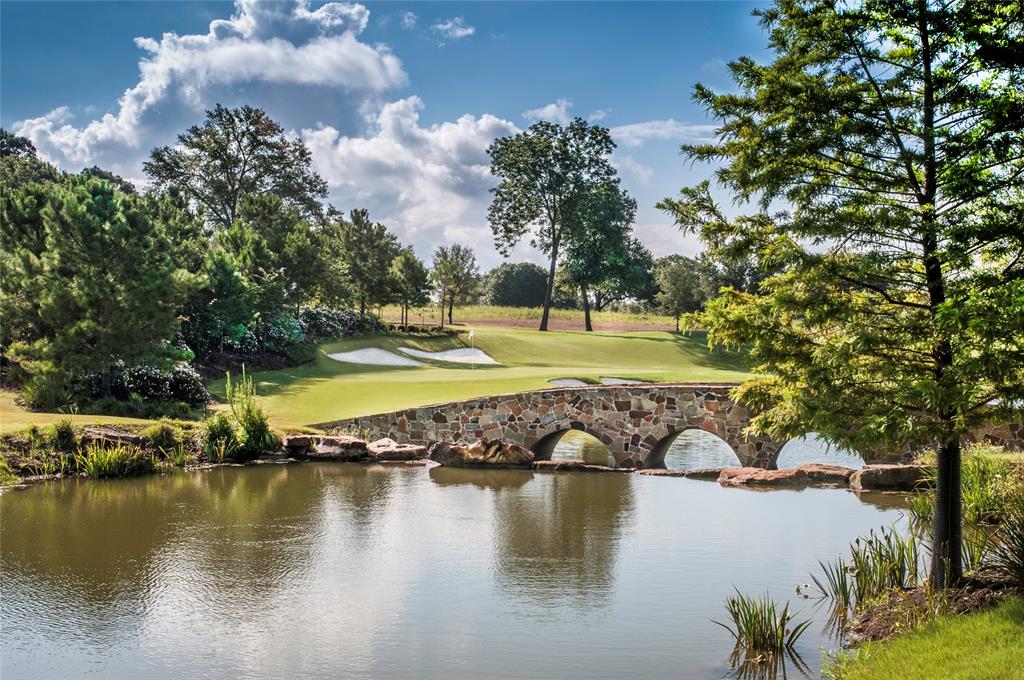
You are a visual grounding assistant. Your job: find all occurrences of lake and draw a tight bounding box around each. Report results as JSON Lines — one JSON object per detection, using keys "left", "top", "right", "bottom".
{"left": 1, "top": 463, "right": 905, "bottom": 679}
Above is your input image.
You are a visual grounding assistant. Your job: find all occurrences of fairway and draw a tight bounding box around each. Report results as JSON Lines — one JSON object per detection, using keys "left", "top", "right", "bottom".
{"left": 213, "top": 326, "right": 752, "bottom": 427}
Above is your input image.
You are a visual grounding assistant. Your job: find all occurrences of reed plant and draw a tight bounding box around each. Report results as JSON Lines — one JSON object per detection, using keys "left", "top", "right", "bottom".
{"left": 75, "top": 442, "right": 155, "bottom": 478}
{"left": 812, "top": 527, "right": 923, "bottom": 610}
{"left": 910, "top": 444, "right": 1021, "bottom": 526}
{"left": 713, "top": 590, "right": 812, "bottom": 654}
{"left": 990, "top": 495, "right": 1024, "bottom": 588}
{"left": 225, "top": 368, "right": 277, "bottom": 458}
{"left": 163, "top": 444, "right": 193, "bottom": 467}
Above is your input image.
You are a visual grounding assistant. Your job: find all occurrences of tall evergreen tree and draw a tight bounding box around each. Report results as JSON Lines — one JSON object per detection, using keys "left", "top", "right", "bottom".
{"left": 390, "top": 249, "right": 431, "bottom": 329}
{"left": 342, "top": 209, "right": 401, "bottom": 315}
{"left": 663, "top": 0, "right": 1024, "bottom": 587}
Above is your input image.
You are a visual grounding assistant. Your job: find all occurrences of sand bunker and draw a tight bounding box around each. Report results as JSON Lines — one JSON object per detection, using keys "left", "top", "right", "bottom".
{"left": 398, "top": 347, "right": 499, "bottom": 364}
{"left": 600, "top": 377, "right": 646, "bottom": 385}
{"left": 548, "top": 378, "right": 589, "bottom": 387}
{"left": 326, "top": 349, "right": 423, "bottom": 366}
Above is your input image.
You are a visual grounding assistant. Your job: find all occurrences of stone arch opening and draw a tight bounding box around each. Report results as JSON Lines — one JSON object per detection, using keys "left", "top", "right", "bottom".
{"left": 774, "top": 432, "right": 865, "bottom": 469}
{"left": 644, "top": 428, "right": 741, "bottom": 470}
{"left": 531, "top": 423, "right": 615, "bottom": 466}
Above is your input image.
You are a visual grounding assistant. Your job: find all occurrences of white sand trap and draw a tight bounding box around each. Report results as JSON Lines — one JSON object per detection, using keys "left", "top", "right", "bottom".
{"left": 600, "top": 377, "right": 647, "bottom": 385}
{"left": 398, "top": 347, "right": 499, "bottom": 364}
{"left": 549, "top": 378, "right": 588, "bottom": 387}
{"left": 327, "top": 348, "right": 423, "bottom": 366}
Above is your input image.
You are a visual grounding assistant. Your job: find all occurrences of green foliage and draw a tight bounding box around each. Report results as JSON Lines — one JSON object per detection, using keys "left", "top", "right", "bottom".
{"left": 482, "top": 263, "right": 549, "bottom": 307}
{"left": 990, "top": 495, "right": 1024, "bottom": 589}
{"left": 342, "top": 208, "right": 401, "bottom": 314}
{"left": 2, "top": 174, "right": 193, "bottom": 408}
{"left": 663, "top": 0, "right": 1024, "bottom": 587}
{"left": 49, "top": 418, "right": 77, "bottom": 452}
{"left": 713, "top": 589, "right": 811, "bottom": 653}
{"left": 390, "top": 248, "right": 431, "bottom": 328}
{"left": 0, "top": 456, "right": 18, "bottom": 485}
{"left": 202, "top": 411, "right": 237, "bottom": 461}
{"left": 812, "top": 527, "right": 923, "bottom": 610}
{"left": 487, "top": 118, "right": 620, "bottom": 330}
{"left": 141, "top": 420, "right": 185, "bottom": 454}
{"left": 163, "top": 444, "right": 193, "bottom": 468}
{"left": 75, "top": 442, "right": 155, "bottom": 478}
{"left": 908, "top": 445, "right": 1022, "bottom": 526}
{"left": 224, "top": 369, "right": 277, "bottom": 458}
{"left": 431, "top": 244, "right": 480, "bottom": 324}
{"left": 144, "top": 104, "right": 328, "bottom": 229}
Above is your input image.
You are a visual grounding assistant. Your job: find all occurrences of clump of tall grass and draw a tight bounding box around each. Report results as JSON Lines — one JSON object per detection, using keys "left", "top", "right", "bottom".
{"left": 163, "top": 444, "right": 193, "bottom": 467}
{"left": 49, "top": 418, "right": 78, "bottom": 452}
{"left": 908, "top": 444, "right": 1021, "bottom": 526}
{"left": 713, "top": 590, "right": 812, "bottom": 654}
{"left": 202, "top": 412, "right": 237, "bottom": 461}
{"left": 27, "top": 452, "right": 74, "bottom": 477}
{"left": 224, "top": 368, "right": 277, "bottom": 458}
{"left": 990, "top": 495, "right": 1024, "bottom": 588}
{"left": 811, "top": 527, "right": 923, "bottom": 610}
{"left": 141, "top": 420, "right": 184, "bottom": 454}
{"left": 75, "top": 442, "right": 155, "bottom": 478}
{"left": 0, "top": 457, "right": 18, "bottom": 485}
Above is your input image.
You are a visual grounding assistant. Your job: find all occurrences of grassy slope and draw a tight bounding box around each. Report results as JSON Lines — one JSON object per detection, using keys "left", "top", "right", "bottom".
{"left": 381, "top": 304, "right": 676, "bottom": 328}
{"left": 0, "top": 390, "right": 155, "bottom": 433}
{"left": 835, "top": 597, "right": 1024, "bottom": 680}
{"left": 213, "top": 326, "right": 751, "bottom": 427}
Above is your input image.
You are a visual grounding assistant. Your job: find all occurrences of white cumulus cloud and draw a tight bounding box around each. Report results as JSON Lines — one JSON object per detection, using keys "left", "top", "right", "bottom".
{"left": 610, "top": 119, "right": 717, "bottom": 147}
{"left": 14, "top": 0, "right": 406, "bottom": 169}
{"left": 522, "top": 98, "right": 573, "bottom": 125}
{"left": 431, "top": 17, "right": 475, "bottom": 42}
{"left": 303, "top": 97, "right": 522, "bottom": 264}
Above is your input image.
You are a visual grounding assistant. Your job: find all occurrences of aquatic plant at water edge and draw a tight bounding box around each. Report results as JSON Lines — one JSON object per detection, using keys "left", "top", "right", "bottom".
{"left": 202, "top": 411, "right": 237, "bottom": 460}
{"left": 811, "top": 557, "right": 854, "bottom": 611}
{"left": 990, "top": 495, "right": 1024, "bottom": 589}
{"left": 141, "top": 420, "right": 184, "bottom": 454}
{"left": 75, "top": 442, "right": 155, "bottom": 478}
{"left": 812, "top": 527, "right": 923, "bottom": 610}
{"left": 225, "top": 368, "right": 277, "bottom": 457}
{"left": 713, "top": 590, "right": 811, "bottom": 654}
{"left": 163, "top": 444, "right": 193, "bottom": 467}
{"left": 49, "top": 418, "right": 78, "bottom": 452}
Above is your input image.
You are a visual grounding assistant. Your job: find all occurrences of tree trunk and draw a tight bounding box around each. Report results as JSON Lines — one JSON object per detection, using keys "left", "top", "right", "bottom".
{"left": 931, "top": 435, "right": 963, "bottom": 588}
{"left": 438, "top": 292, "right": 445, "bottom": 329}
{"left": 539, "top": 231, "right": 560, "bottom": 332}
{"left": 359, "top": 298, "right": 366, "bottom": 316}
{"left": 582, "top": 286, "right": 593, "bottom": 332}
{"left": 675, "top": 314, "right": 680, "bottom": 332}
{"left": 594, "top": 290, "right": 604, "bottom": 312}
{"left": 448, "top": 297, "right": 454, "bottom": 325}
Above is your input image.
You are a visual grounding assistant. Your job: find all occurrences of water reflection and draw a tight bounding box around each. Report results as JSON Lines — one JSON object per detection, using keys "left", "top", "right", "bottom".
{"left": 2, "top": 463, "right": 908, "bottom": 679}
{"left": 492, "top": 471, "right": 635, "bottom": 612}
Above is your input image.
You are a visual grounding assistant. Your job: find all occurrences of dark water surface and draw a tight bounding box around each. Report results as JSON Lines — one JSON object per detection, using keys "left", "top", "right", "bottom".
{"left": 1, "top": 464, "right": 904, "bottom": 679}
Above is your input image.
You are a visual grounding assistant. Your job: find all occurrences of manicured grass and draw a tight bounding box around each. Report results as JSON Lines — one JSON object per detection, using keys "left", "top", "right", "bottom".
{"left": 211, "top": 326, "right": 751, "bottom": 427}
{"left": 0, "top": 390, "right": 156, "bottom": 434}
{"left": 381, "top": 303, "right": 677, "bottom": 329}
{"left": 831, "top": 597, "right": 1024, "bottom": 680}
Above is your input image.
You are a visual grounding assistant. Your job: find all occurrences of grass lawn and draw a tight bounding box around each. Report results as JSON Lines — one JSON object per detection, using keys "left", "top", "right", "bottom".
{"left": 832, "top": 597, "right": 1024, "bottom": 680}
{"left": 0, "top": 390, "right": 155, "bottom": 434}
{"left": 211, "top": 326, "right": 751, "bottom": 427}
{"left": 381, "top": 304, "right": 678, "bottom": 330}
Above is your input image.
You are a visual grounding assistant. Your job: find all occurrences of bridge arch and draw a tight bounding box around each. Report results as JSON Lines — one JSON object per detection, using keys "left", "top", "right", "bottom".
{"left": 530, "top": 422, "right": 616, "bottom": 463}
{"left": 643, "top": 427, "right": 741, "bottom": 470}
{"left": 774, "top": 433, "right": 866, "bottom": 469}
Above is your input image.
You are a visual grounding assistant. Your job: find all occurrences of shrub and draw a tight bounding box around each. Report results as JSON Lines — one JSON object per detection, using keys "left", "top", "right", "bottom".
{"left": 254, "top": 313, "right": 305, "bottom": 353}
{"left": 225, "top": 369, "right": 277, "bottom": 458}
{"left": 49, "top": 418, "right": 78, "bottom": 452}
{"left": 141, "top": 420, "right": 184, "bottom": 454}
{"left": 18, "top": 369, "right": 71, "bottom": 409}
{"left": 83, "top": 396, "right": 199, "bottom": 421}
{"left": 0, "top": 457, "right": 18, "bottom": 485}
{"left": 75, "top": 442, "right": 155, "bottom": 478}
{"left": 990, "top": 495, "right": 1024, "bottom": 588}
{"left": 167, "top": 363, "right": 209, "bottom": 405}
{"left": 298, "top": 308, "right": 386, "bottom": 339}
{"left": 713, "top": 590, "right": 811, "bottom": 654}
{"left": 202, "top": 411, "right": 237, "bottom": 460}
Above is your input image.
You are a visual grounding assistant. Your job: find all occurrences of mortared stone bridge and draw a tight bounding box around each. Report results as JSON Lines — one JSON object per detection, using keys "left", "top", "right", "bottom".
{"left": 321, "top": 382, "right": 1024, "bottom": 469}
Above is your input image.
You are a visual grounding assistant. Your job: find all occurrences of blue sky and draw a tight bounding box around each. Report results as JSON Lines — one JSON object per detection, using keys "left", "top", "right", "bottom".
{"left": 2, "top": 1, "right": 769, "bottom": 267}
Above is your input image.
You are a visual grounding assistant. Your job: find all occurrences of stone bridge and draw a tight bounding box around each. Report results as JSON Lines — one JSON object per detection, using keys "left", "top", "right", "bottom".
{"left": 324, "top": 383, "right": 781, "bottom": 468}
{"left": 322, "top": 382, "right": 1024, "bottom": 469}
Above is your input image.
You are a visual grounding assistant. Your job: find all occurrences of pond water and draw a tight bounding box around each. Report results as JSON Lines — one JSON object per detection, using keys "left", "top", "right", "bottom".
{"left": 1, "top": 464, "right": 905, "bottom": 679}
{"left": 550, "top": 429, "right": 866, "bottom": 470}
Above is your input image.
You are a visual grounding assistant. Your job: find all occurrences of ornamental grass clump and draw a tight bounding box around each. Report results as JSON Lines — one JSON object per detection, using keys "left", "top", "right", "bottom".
{"left": 224, "top": 369, "right": 277, "bottom": 459}
{"left": 990, "top": 495, "right": 1024, "bottom": 589}
{"left": 75, "top": 442, "right": 154, "bottom": 478}
{"left": 141, "top": 420, "right": 184, "bottom": 455}
{"left": 812, "top": 527, "right": 923, "bottom": 611}
{"left": 713, "top": 590, "right": 811, "bottom": 655}
{"left": 908, "top": 445, "right": 1021, "bottom": 527}
{"left": 49, "top": 418, "right": 78, "bottom": 452}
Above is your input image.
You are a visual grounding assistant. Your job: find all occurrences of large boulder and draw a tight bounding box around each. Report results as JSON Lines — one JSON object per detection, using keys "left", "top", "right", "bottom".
{"left": 718, "top": 463, "right": 855, "bottom": 488}
{"left": 304, "top": 435, "right": 368, "bottom": 461}
{"left": 850, "top": 464, "right": 929, "bottom": 491}
{"left": 429, "top": 439, "right": 534, "bottom": 468}
{"left": 80, "top": 427, "right": 145, "bottom": 448}
{"left": 368, "top": 437, "right": 428, "bottom": 461}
